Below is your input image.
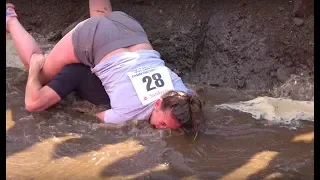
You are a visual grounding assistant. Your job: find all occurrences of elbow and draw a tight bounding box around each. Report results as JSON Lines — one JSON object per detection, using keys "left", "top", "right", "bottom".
{"left": 25, "top": 101, "right": 41, "bottom": 113}
{"left": 25, "top": 104, "right": 38, "bottom": 113}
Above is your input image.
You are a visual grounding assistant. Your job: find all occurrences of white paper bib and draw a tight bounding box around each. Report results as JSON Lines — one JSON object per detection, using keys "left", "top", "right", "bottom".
{"left": 127, "top": 66, "right": 174, "bottom": 105}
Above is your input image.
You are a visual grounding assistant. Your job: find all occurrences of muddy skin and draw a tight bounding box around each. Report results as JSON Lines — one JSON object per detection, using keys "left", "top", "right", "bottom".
{"left": 7, "top": 0, "right": 313, "bottom": 179}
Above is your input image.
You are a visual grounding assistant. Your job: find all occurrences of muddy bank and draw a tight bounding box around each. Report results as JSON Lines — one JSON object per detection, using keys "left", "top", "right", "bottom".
{"left": 11, "top": 0, "right": 314, "bottom": 92}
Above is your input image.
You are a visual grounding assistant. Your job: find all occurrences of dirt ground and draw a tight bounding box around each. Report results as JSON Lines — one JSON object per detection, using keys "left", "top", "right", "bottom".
{"left": 11, "top": 0, "right": 314, "bottom": 92}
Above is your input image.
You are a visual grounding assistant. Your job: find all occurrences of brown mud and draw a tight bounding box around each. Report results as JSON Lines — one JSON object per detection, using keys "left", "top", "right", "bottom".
{"left": 7, "top": 0, "right": 314, "bottom": 179}
{"left": 6, "top": 68, "right": 314, "bottom": 179}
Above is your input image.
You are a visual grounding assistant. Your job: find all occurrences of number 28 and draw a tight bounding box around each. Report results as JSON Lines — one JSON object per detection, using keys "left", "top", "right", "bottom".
{"left": 142, "top": 73, "right": 165, "bottom": 91}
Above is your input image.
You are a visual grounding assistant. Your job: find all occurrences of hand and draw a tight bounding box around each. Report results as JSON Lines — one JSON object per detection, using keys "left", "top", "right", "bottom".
{"left": 29, "top": 54, "right": 46, "bottom": 72}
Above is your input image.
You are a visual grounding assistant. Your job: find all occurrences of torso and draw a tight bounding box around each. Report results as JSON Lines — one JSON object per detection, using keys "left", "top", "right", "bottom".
{"left": 92, "top": 49, "right": 191, "bottom": 123}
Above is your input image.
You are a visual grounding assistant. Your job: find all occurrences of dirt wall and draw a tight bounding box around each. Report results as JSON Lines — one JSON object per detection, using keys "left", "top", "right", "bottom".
{"left": 11, "top": 0, "right": 314, "bottom": 90}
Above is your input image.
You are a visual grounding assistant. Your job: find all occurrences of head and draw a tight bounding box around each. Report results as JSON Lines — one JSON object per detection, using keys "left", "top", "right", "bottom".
{"left": 149, "top": 90, "right": 203, "bottom": 136}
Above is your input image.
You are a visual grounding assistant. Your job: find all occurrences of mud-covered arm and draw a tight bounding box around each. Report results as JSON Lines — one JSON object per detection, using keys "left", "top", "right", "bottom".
{"left": 25, "top": 54, "right": 61, "bottom": 112}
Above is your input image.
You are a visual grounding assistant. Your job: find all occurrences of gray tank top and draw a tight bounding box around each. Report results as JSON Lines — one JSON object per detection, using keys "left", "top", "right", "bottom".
{"left": 91, "top": 50, "right": 192, "bottom": 124}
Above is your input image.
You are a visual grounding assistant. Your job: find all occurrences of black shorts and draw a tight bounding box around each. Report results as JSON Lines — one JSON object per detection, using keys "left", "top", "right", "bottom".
{"left": 47, "top": 64, "right": 110, "bottom": 105}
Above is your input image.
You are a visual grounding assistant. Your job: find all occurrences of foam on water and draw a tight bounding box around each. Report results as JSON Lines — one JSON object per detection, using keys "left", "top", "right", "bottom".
{"left": 216, "top": 96, "right": 314, "bottom": 124}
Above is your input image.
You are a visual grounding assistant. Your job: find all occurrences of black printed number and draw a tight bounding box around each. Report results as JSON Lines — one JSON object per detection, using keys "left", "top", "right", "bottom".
{"left": 152, "top": 73, "right": 165, "bottom": 87}
{"left": 142, "top": 73, "right": 165, "bottom": 91}
{"left": 142, "top": 76, "right": 155, "bottom": 91}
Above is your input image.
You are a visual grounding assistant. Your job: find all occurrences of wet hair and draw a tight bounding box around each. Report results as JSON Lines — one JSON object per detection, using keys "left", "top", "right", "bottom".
{"left": 160, "top": 90, "right": 203, "bottom": 139}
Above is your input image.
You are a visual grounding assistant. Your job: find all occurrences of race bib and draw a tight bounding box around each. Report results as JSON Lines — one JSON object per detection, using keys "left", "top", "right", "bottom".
{"left": 127, "top": 66, "right": 174, "bottom": 105}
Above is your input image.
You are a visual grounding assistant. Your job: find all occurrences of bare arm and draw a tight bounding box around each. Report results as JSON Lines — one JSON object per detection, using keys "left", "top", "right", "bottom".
{"left": 25, "top": 54, "right": 61, "bottom": 112}
{"left": 96, "top": 111, "right": 105, "bottom": 122}
{"left": 95, "top": 111, "right": 124, "bottom": 129}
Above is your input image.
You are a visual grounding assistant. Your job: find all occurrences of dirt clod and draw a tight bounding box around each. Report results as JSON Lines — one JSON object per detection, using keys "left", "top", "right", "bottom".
{"left": 277, "top": 67, "right": 293, "bottom": 83}
{"left": 293, "top": 0, "right": 314, "bottom": 17}
{"left": 293, "top": 17, "right": 304, "bottom": 26}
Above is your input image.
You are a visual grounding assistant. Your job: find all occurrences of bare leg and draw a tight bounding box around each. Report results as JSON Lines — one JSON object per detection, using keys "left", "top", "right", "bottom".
{"left": 7, "top": 0, "right": 113, "bottom": 85}
{"left": 40, "top": 0, "right": 114, "bottom": 83}
{"left": 7, "top": 18, "right": 42, "bottom": 69}
{"left": 89, "top": 0, "right": 112, "bottom": 17}
{"left": 39, "top": 30, "right": 79, "bottom": 85}
{"left": 6, "top": 3, "right": 79, "bottom": 85}
{"left": 39, "top": 0, "right": 114, "bottom": 83}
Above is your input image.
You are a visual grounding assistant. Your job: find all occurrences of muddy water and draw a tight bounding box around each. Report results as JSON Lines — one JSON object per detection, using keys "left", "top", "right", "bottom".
{"left": 6, "top": 67, "right": 313, "bottom": 180}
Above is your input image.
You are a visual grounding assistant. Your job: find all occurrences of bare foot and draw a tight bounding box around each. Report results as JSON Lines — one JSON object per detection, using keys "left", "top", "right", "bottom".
{"left": 6, "top": 3, "right": 18, "bottom": 32}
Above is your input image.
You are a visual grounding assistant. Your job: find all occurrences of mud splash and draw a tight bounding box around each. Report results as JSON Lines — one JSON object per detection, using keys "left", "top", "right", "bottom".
{"left": 216, "top": 96, "right": 314, "bottom": 123}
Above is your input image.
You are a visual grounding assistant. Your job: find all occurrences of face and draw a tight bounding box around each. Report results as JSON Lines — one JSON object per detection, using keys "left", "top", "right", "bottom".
{"left": 149, "top": 99, "right": 181, "bottom": 129}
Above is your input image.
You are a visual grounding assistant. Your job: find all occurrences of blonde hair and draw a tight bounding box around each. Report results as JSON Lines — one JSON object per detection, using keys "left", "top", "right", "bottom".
{"left": 160, "top": 90, "right": 203, "bottom": 139}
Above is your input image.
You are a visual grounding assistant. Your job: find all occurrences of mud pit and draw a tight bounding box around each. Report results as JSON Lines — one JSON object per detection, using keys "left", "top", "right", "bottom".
{"left": 7, "top": 0, "right": 314, "bottom": 179}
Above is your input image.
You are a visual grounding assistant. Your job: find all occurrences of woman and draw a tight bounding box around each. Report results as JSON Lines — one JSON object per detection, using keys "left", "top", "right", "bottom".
{"left": 6, "top": 1, "right": 202, "bottom": 137}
